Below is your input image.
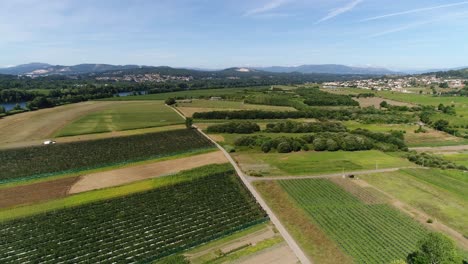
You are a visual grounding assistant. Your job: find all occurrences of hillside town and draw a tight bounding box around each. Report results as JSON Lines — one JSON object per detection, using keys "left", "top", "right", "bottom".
{"left": 323, "top": 75, "right": 467, "bottom": 92}
{"left": 95, "top": 73, "right": 193, "bottom": 83}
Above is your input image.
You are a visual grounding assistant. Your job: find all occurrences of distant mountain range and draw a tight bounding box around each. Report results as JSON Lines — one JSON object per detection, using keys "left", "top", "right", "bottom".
{"left": 252, "top": 64, "right": 399, "bottom": 75}
{"left": 0, "top": 62, "right": 466, "bottom": 77}
{"left": 0, "top": 63, "right": 141, "bottom": 76}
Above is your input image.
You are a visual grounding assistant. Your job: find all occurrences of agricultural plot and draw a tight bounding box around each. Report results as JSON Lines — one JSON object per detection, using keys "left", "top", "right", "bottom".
{"left": 343, "top": 121, "right": 468, "bottom": 147}
{"left": 176, "top": 99, "right": 296, "bottom": 117}
{"left": 0, "top": 101, "right": 115, "bottom": 145}
{"left": 443, "top": 152, "right": 468, "bottom": 167}
{"left": 0, "top": 166, "right": 267, "bottom": 263}
{"left": 55, "top": 101, "right": 184, "bottom": 137}
{"left": 360, "top": 168, "right": 468, "bottom": 236}
{"left": 279, "top": 179, "right": 427, "bottom": 263}
{"left": 0, "top": 129, "right": 214, "bottom": 183}
{"left": 234, "top": 150, "right": 414, "bottom": 176}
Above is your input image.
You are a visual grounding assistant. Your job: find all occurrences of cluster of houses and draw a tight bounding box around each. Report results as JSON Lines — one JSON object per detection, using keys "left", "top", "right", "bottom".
{"left": 323, "top": 76, "right": 466, "bottom": 92}
{"left": 96, "top": 73, "right": 193, "bottom": 83}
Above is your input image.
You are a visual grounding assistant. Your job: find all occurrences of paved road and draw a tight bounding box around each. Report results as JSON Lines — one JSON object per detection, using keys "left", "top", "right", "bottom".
{"left": 168, "top": 105, "right": 312, "bottom": 264}
{"left": 247, "top": 167, "right": 423, "bottom": 182}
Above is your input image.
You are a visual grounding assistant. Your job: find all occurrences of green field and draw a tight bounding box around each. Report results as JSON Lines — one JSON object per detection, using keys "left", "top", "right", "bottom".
{"left": 234, "top": 150, "right": 415, "bottom": 176}
{"left": 56, "top": 101, "right": 184, "bottom": 137}
{"left": 444, "top": 152, "right": 468, "bottom": 167}
{"left": 176, "top": 99, "right": 296, "bottom": 111}
{"left": 343, "top": 121, "right": 468, "bottom": 147}
{"left": 0, "top": 164, "right": 267, "bottom": 263}
{"left": 101, "top": 87, "right": 270, "bottom": 101}
{"left": 279, "top": 179, "right": 427, "bottom": 263}
{"left": 361, "top": 168, "right": 468, "bottom": 236}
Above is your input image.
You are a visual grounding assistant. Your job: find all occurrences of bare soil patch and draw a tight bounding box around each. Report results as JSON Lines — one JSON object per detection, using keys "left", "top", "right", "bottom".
{"left": 354, "top": 97, "right": 415, "bottom": 108}
{"left": 0, "top": 101, "right": 114, "bottom": 145}
{"left": 69, "top": 151, "right": 228, "bottom": 194}
{"left": 0, "top": 177, "right": 80, "bottom": 209}
{"left": 238, "top": 243, "right": 298, "bottom": 264}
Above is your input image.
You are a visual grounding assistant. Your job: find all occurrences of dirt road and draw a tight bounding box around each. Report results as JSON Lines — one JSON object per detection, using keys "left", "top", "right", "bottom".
{"left": 410, "top": 145, "right": 468, "bottom": 152}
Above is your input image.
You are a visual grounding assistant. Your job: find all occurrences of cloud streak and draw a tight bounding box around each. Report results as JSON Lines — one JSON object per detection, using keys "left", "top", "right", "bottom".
{"left": 244, "top": 0, "right": 291, "bottom": 16}
{"left": 368, "top": 10, "right": 468, "bottom": 38}
{"left": 362, "top": 1, "right": 468, "bottom": 21}
{"left": 316, "top": 0, "right": 363, "bottom": 23}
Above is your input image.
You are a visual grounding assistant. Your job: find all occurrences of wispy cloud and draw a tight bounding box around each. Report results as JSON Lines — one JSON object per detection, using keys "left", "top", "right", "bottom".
{"left": 362, "top": 1, "right": 468, "bottom": 22}
{"left": 368, "top": 10, "right": 468, "bottom": 38}
{"left": 244, "top": 0, "right": 291, "bottom": 16}
{"left": 316, "top": 0, "right": 363, "bottom": 24}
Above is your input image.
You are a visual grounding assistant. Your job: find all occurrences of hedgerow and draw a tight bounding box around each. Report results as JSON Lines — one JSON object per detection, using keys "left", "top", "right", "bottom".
{"left": 207, "top": 121, "right": 260, "bottom": 134}
{"left": 0, "top": 129, "right": 214, "bottom": 182}
{"left": 0, "top": 165, "right": 267, "bottom": 263}
{"left": 265, "top": 121, "right": 347, "bottom": 133}
{"left": 406, "top": 152, "right": 467, "bottom": 170}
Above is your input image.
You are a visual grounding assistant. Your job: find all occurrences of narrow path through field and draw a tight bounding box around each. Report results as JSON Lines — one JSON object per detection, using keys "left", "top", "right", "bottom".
{"left": 247, "top": 167, "right": 423, "bottom": 182}
{"left": 409, "top": 145, "right": 468, "bottom": 152}
{"left": 168, "top": 105, "right": 312, "bottom": 264}
{"left": 69, "top": 151, "right": 228, "bottom": 194}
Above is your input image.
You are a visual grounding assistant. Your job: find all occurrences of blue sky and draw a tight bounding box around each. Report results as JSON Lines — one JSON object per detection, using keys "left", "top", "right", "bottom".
{"left": 1, "top": 0, "right": 468, "bottom": 70}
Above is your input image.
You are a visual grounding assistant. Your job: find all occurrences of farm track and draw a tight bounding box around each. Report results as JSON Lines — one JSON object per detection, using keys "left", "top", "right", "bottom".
{"left": 246, "top": 167, "right": 424, "bottom": 182}
{"left": 169, "top": 105, "right": 312, "bottom": 264}
{"left": 409, "top": 144, "right": 468, "bottom": 152}
{"left": 200, "top": 129, "right": 312, "bottom": 264}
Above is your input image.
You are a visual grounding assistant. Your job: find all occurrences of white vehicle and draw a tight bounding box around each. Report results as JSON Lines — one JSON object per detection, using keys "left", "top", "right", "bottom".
{"left": 43, "top": 140, "right": 57, "bottom": 145}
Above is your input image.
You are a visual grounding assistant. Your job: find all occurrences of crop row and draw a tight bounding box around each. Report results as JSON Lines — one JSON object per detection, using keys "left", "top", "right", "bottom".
{"left": 0, "top": 169, "right": 267, "bottom": 263}
{"left": 280, "top": 179, "right": 427, "bottom": 264}
{"left": 0, "top": 129, "right": 214, "bottom": 182}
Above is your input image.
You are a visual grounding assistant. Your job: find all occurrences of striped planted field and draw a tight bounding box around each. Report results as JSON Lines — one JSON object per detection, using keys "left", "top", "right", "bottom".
{"left": 0, "top": 165, "right": 267, "bottom": 263}
{"left": 279, "top": 179, "right": 427, "bottom": 263}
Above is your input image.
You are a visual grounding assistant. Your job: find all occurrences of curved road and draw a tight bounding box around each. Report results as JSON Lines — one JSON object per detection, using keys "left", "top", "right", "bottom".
{"left": 168, "top": 105, "right": 312, "bottom": 264}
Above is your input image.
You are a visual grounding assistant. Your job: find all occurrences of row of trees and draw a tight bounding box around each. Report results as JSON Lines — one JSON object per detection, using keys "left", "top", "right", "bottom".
{"left": 207, "top": 121, "right": 260, "bottom": 134}
{"left": 407, "top": 152, "right": 466, "bottom": 170}
{"left": 193, "top": 108, "right": 416, "bottom": 124}
{"left": 234, "top": 130, "right": 406, "bottom": 153}
{"left": 265, "top": 121, "right": 347, "bottom": 133}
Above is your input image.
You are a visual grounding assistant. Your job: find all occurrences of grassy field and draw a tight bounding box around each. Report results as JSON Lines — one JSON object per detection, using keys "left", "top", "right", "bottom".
{"left": 344, "top": 121, "right": 468, "bottom": 147}
{"left": 55, "top": 101, "right": 184, "bottom": 137}
{"left": 101, "top": 87, "right": 270, "bottom": 101}
{"left": 233, "top": 150, "right": 415, "bottom": 176}
{"left": 278, "top": 179, "right": 427, "bottom": 263}
{"left": 443, "top": 152, "right": 468, "bottom": 167}
{"left": 176, "top": 99, "right": 296, "bottom": 117}
{"left": 360, "top": 168, "right": 468, "bottom": 236}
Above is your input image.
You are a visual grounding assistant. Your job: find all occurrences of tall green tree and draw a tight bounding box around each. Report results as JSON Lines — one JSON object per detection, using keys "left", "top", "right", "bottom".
{"left": 407, "top": 232, "right": 462, "bottom": 264}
